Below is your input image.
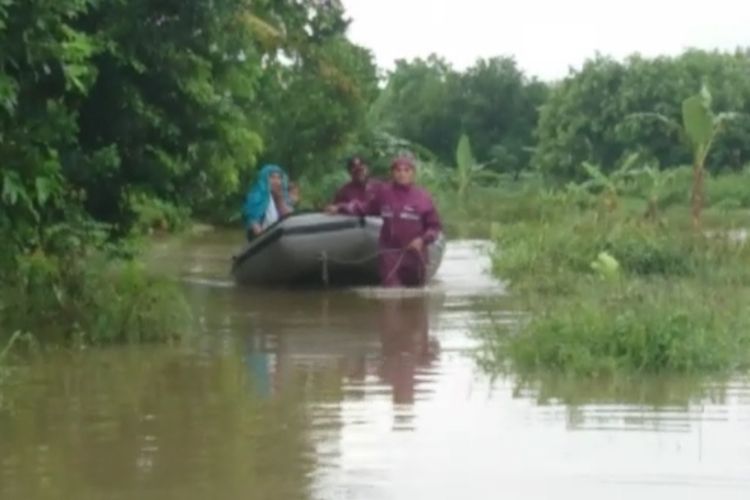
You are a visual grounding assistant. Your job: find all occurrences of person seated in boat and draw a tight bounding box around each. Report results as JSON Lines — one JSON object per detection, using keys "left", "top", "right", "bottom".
{"left": 326, "top": 155, "right": 442, "bottom": 287}
{"left": 242, "top": 164, "right": 293, "bottom": 241}
{"left": 332, "top": 155, "right": 381, "bottom": 204}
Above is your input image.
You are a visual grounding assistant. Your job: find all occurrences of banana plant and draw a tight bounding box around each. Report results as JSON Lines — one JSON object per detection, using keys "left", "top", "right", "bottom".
{"left": 454, "top": 134, "right": 500, "bottom": 201}
{"left": 578, "top": 152, "right": 642, "bottom": 212}
{"left": 629, "top": 85, "right": 739, "bottom": 229}
{"left": 637, "top": 165, "right": 677, "bottom": 220}
{"left": 682, "top": 87, "right": 739, "bottom": 228}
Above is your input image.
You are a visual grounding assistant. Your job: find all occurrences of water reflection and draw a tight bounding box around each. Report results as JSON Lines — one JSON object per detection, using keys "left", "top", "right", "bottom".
{"left": 377, "top": 298, "right": 438, "bottom": 407}
{"left": 509, "top": 373, "right": 746, "bottom": 433}
{"left": 238, "top": 292, "right": 441, "bottom": 420}
{"left": 0, "top": 348, "right": 317, "bottom": 500}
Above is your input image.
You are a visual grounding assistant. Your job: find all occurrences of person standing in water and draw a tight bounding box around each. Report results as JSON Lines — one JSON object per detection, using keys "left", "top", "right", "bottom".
{"left": 332, "top": 155, "right": 381, "bottom": 204}
{"left": 242, "top": 164, "right": 293, "bottom": 241}
{"left": 327, "top": 156, "right": 442, "bottom": 287}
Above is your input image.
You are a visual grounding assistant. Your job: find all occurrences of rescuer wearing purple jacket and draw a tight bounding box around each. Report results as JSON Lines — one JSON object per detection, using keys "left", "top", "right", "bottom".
{"left": 327, "top": 156, "right": 442, "bottom": 287}
{"left": 332, "top": 155, "right": 382, "bottom": 204}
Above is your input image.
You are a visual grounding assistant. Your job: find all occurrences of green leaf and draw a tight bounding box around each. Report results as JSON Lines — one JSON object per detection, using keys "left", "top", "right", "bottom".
{"left": 2, "top": 171, "right": 23, "bottom": 205}
{"left": 581, "top": 161, "right": 611, "bottom": 189}
{"left": 0, "top": 73, "right": 18, "bottom": 114}
{"left": 591, "top": 252, "right": 620, "bottom": 280}
{"left": 682, "top": 94, "right": 714, "bottom": 154}
{"left": 2, "top": 171, "right": 39, "bottom": 220}
{"left": 456, "top": 133, "right": 474, "bottom": 171}
{"left": 35, "top": 177, "right": 55, "bottom": 206}
{"left": 63, "top": 64, "right": 92, "bottom": 94}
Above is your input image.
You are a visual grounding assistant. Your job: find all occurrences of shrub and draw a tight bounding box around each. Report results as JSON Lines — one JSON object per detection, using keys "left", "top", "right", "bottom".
{"left": 483, "top": 280, "right": 750, "bottom": 376}
{"left": 127, "top": 192, "right": 191, "bottom": 235}
{"left": 706, "top": 170, "right": 750, "bottom": 208}
{"left": 0, "top": 222, "right": 189, "bottom": 346}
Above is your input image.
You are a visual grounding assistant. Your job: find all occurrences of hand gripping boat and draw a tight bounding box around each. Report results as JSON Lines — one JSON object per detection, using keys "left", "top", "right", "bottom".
{"left": 231, "top": 212, "right": 445, "bottom": 287}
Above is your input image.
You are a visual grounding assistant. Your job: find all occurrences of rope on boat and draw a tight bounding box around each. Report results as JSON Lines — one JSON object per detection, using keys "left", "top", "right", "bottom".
{"left": 318, "top": 247, "right": 428, "bottom": 286}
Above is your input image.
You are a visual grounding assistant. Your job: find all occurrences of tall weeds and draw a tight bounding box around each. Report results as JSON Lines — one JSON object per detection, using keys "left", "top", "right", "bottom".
{"left": 485, "top": 186, "right": 750, "bottom": 375}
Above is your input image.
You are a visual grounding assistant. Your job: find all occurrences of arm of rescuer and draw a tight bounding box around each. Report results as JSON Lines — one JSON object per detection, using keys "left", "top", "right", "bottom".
{"left": 407, "top": 195, "right": 442, "bottom": 252}
{"left": 325, "top": 190, "right": 381, "bottom": 217}
{"left": 420, "top": 196, "right": 442, "bottom": 245}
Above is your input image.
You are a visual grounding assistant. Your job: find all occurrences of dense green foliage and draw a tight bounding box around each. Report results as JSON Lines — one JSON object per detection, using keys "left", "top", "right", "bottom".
{"left": 1, "top": 0, "right": 377, "bottom": 239}
{"left": 0, "top": 0, "right": 377, "bottom": 346}
{"left": 0, "top": 219, "right": 189, "bottom": 344}
{"left": 534, "top": 51, "right": 750, "bottom": 180}
{"left": 376, "top": 56, "right": 547, "bottom": 176}
{"left": 371, "top": 49, "right": 750, "bottom": 207}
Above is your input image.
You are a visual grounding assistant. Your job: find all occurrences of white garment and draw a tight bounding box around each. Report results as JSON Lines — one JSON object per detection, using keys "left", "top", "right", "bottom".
{"left": 262, "top": 198, "right": 280, "bottom": 229}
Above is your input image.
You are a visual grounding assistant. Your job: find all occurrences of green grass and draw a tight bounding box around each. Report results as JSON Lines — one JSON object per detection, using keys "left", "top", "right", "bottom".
{"left": 482, "top": 280, "right": 750, "bottom": 377}
{"left": 0, "top": 228, "right": 191, "bottom": 347}
{"left": 483, "top": 170, "right": 750, "bottom": 376}
{"left": 490, "top": 212, "right": 731, "bottom": 294}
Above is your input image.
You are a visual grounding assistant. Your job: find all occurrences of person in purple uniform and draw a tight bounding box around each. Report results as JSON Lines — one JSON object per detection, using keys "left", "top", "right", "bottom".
{"left": 327, "top": 155, "right": 442, "bottom": 287}
{"left": 332, "top": 155, "right": 381, "bottom": 204}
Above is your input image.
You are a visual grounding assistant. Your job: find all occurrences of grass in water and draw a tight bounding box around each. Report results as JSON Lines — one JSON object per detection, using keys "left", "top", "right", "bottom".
{"left": 1, "top": 252, "right": 190, "bottom": 346}
{"left": 485, "top": 188, "right": 750, "bottom": 376}
{"left": 482, "top": 280, "right": 750, "bottom": 376}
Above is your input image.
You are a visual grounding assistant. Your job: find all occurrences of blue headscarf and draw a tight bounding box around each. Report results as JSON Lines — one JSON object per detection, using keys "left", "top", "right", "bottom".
{"left": 242, "top": 164, "right": 291, "bottom": 228}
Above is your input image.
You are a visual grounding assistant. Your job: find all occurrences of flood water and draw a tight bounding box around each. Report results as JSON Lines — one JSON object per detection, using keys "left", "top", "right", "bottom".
{"left": 2, "top": 229, "right": 750, "bottom": 499}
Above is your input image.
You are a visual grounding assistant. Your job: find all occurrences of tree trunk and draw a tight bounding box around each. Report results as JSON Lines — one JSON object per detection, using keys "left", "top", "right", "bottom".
{"left": 691, "top": 160, "right": 704, "bottom": 230}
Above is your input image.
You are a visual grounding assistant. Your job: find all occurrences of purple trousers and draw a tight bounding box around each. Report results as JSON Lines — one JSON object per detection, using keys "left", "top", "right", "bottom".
{"left": 379, "top": 249, "right": 427, "bottom": 287}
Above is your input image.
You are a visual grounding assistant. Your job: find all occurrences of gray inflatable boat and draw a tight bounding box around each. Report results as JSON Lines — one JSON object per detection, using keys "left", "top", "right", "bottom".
{"left": 231, "top": 212, "right": 445, "bottom": 287}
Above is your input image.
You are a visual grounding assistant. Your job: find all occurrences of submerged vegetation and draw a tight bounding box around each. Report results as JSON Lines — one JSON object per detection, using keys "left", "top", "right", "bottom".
{"left": 481, "top": 165, "right": 750, "bottom": 375}
{"left": 485, "top": 277, "right": 750, "bottom": 376}
{"left": 0, "top": 221, "right": 189, "bottom": 346}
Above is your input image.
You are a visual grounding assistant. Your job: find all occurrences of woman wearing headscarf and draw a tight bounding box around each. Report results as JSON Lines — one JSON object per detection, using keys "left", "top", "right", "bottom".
{"left": 327, "top": 156, "right": 442, "bottom": 287}
{"left": 242, "top": 164, "right": 293, "bottom": 241}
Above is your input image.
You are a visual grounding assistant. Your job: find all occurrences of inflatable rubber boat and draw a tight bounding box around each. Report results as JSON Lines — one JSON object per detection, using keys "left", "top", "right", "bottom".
{"left": 231, "top": 212, "right": 444, "bottom": 287}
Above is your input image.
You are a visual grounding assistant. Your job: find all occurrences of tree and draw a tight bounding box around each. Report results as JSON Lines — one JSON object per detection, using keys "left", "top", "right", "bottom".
{"left": 256, "top": 37, "right": 379, "bottom": 178}
{"left": 70, "top": 0, "right": 268, "bottom": 225}
{"left": 0, "top": 0, "right": 99, "bottom": 253}
{"left": 460, "top": 57, "right": 547, "bottom": 177}
{"left": 534, "top": 50, "right": 750, "bottom": 182}
{"left": 377, "top": 56, "right": 463, "bottom": 163}
{"left": 1, "top": 0, "right": 379, "bottom": 242}
{"left": 377, "top": 56, "right": 547, "bottom": 174}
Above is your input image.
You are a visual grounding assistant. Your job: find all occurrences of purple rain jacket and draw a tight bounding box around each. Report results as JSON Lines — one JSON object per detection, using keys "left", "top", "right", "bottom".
{"left": 337, "top": 182, "right": 442, "bottom": 286}
{"left": 332, "top": 178, "right": 382, "bottom": 205}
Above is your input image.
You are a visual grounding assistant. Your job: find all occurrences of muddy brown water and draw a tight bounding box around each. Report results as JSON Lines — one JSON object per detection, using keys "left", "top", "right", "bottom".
{"left": 1, "top": 229, "right": 750, "bottom": 499}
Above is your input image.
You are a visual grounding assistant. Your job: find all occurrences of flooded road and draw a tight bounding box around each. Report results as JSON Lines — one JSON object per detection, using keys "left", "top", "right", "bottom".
{"left": 2, "top": 229, "right": 750, "bottom": 499}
